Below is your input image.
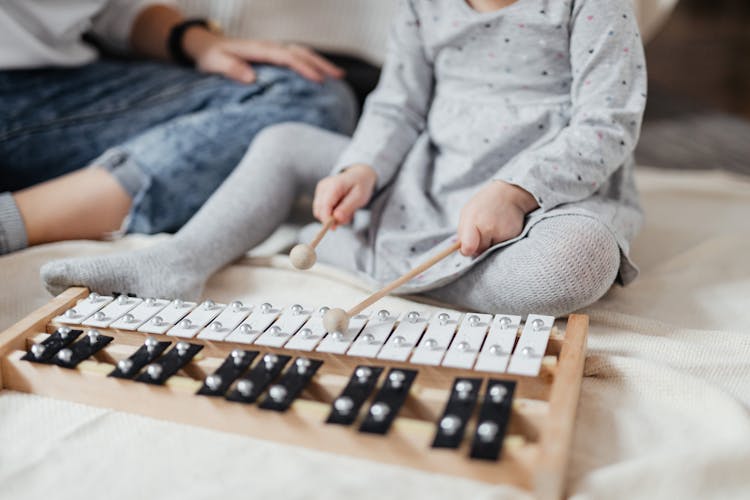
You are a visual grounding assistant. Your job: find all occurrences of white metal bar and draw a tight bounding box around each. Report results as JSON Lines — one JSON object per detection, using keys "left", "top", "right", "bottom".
{"left": 409, "top": 310, "right": 461, "bottom": 366}
{"left": 284, "top": 309, "right": 329, "bottom": 352}
{"left": 53, "top": 294, "right": 113, "bottom": 325}
{"left": 377, "top": 311, "right": 430, "bottom": 361}
{"left": 346, "top": 310, "right": 398, "bottom": 358}
{"left": 82, "top": 296, "right": 142, "bottom": 328}
{"left": 507, "top": 314, "right": 555, "bottom": 376}
{"left": 137, "top": 299, "right": 197, "bottom": 334}
{"left": 110, "top": 298, "right": 170, "bottom": 330}
{"left": 474, "top": 314, "right": 522, "bottom": 373}
{"left": 223, "top": 302, "right": 282, "bottom": 344}
{"left": 315, "top": 313, "right": 369, "bottom": 354}
{"left": 254, "top": 304, "right": 312, "bottom": 348}
{"left": 441, "top": 313, "right": 492, "bottom": 369}
{"left": 197, "top": 301, "right": 253, "bottom": 341}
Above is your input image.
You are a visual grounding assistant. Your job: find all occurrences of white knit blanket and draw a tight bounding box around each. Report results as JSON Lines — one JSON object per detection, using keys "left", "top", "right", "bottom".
{"left": 1, "top": 167, "right": 749, "bottom": 499}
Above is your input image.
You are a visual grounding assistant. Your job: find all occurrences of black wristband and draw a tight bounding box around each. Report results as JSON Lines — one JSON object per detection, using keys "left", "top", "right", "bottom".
{"left": 167, "top": 19, "right": 209, "bottom": 67}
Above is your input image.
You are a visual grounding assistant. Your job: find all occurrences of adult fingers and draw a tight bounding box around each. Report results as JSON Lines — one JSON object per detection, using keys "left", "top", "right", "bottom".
{"left": 278, "top": 50, "right": 326, "bottom": 82}
{"left": 229, "top": 41, "right": 325, "bottom": 82}
{"left": 289, "top": 45, "right": 344, "bottom": 78}
{"left": 209, "top": 51, "right": 256, "bottom": 83}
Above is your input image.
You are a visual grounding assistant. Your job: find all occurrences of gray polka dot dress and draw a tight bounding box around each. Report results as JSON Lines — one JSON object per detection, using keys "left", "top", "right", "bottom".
{"left": 323, "top": 0, "right": 647, "bottom": 293}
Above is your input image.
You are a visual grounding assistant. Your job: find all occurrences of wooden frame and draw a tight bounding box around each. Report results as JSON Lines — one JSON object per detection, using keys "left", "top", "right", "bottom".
{"left": 0, "top": 287, "right": 587, "bottom": 499}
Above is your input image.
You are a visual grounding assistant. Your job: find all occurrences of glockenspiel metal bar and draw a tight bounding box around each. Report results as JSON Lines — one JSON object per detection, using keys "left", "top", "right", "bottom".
{"left": 110, "top": 298, "right": 171, "bottom": 330}
{"left": 53, "top": 293, "right": 113, "bottom": 325}
{"left": 475, "top": 315, "right": 522, "bottom": 373}
{"left": 254, "top": 304, "right": 311, "bottom": 348}
{"left": 359, "top": 368, "right": 417, "bottom": 435}
{"left": 377, "top": 310, "right": 429, "bottom": 361}
{"left": 225, "top": 353, "right": 291, "bottom": 403}
{"left": 432, "top": 377, "right": 483, "bottom": 449}
{"left": 135, "top": 341, "right": 203, "bottom": 384}
{"left": 197, "top": 301, "right": 253, "bottom": 341}
{"left": 507, "top": 314, "right": 554, "bottom": 376}
{"left": 315, "top": 313, "right": 369, "bottom": 354}
{"left": 327, "top": 365, "right": 384, "bottom": 425}
{"left": 82, "top": 296, "right": 142, "bottom": 328}
{"left": 258, "top": 357, "right": 323, "bottom": 412}
{"left": 409, "top": 309, "right": 461, "bottom": 366}
{"left": 197, "top": 349, "right": 258, "bottom": 396}
{"left": 167, "top": 300, "right": 225, "bottom": 338}
{"left": 137, "top": 299, "right": 197, "bottom": 334}
{"left": 22, "top": 327, "right": 83, "bottom": 364}
{"left": 470, "top": 379, "right": 516, "bottom": 461}
{"left": 53, "top": 330, "right": 113, "bottom": 369}
{"left": 442, "top": 313, "right": 492, "bottom": 369}
{"left": 346, "top": 309, "right": 397, "bottom": 358}
{"left": 108, "top": 338, "right": 171, "bottom": 379}
{"left": 223, "top": 302, "right": 280, "bottom": 344}
{"left": 284, "top": 308, "right": 328, "bottom": 352}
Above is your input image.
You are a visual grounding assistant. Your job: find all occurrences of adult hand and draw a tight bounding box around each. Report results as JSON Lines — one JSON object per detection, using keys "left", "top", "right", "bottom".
{"left": 185, "top": 29, "right": 344, "bottom": 83}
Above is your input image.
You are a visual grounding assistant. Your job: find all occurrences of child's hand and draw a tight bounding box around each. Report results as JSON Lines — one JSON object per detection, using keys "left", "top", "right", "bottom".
{"left": 458, "top": 181, "right": 539, "bottom": 256}
{"left": 313, "top": 164, "right": 378, "bottom": 226}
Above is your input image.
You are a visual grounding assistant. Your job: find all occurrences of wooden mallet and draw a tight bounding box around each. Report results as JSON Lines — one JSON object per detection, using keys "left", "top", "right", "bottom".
{"left": 289, "top": 218, "right": 335, "bottom": 270}
{"left": 323, "top": 241, "right": 462, "bottom": 334}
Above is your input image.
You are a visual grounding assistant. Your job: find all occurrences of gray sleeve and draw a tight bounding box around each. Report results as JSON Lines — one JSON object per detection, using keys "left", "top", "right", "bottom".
{"left": 332, "top": 0, "right": 434, "bottom": 190}
{"left": 90, "top": 0, "right": 177, "bottom": 54}
{"left": 496, "top": 0, "right": 647, "bottom": 211}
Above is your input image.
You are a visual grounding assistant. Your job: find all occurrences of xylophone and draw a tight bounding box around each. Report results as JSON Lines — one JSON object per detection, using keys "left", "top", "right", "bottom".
{"left": 0, "top": 287, "right": 587, "bottom": 500}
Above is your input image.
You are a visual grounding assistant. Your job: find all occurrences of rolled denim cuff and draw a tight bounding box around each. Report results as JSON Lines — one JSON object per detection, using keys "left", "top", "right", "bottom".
{"left": 89, "top": 148, "right": 149, "bottom": 199}
{"left": 0, "top": 192, "right": 28, "bottom": 253}
{"left": 88, "top": 148, "right": 151, "bottom": 237}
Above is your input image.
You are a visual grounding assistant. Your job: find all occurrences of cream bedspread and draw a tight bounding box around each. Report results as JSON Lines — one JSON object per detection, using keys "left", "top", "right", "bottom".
{"left": 1, "top": 167, "right": 749, "bottom": 499}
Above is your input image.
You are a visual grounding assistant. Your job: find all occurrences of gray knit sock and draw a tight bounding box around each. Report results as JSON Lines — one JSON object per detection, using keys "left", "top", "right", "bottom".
{"left": 41, "top": 124, "right": 349, "bottom": 298}
{"left": 426, "top": 215, "right": 622, "bottom": 317}
{"left": 41, "top": 248, "right": 211, "bottom": 300}
{"left": 0, "top": 192, "right": 28, "bottom": 255}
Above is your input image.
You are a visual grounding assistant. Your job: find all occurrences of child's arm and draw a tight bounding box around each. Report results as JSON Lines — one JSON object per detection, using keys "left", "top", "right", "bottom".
{"left": 458, "top": 0, "right": 646, "bottom": 256}
{"left": 331, "top": 0, "right": 434, "bottom": 191}
{"left": 495, "top": 0, "right": 647, "bottom": 212}
{"left": 458, "top": 181, "right": 539, "bottom": 256}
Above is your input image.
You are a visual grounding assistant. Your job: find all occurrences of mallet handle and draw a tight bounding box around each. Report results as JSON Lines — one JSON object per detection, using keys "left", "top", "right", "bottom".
{"left": 310, "top": 218, "right": 335, "bottom": 249}
{"left": 346, "top": 241, "right": 462, "bottom": 316}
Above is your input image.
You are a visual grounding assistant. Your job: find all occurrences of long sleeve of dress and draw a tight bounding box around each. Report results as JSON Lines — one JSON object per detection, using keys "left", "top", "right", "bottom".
{"left": 496, "top": 0, "right": 647, "bottom": 211}
{"left": 332, "top": 0, "right": 434, "bottom": 190}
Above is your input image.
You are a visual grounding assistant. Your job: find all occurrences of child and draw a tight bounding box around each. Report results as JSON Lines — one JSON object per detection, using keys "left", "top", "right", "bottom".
{"left": 42, "top": 0, "right": 647, "bottom": 317}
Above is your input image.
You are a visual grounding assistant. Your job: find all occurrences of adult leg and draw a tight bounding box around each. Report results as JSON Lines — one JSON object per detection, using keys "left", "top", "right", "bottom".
{"left": 0, "top": 61, "right": 225, "bottom": 191}
{"left": 1, "top": 61, "right": 209, "bottom": 252}
{"left": 41, "top": 124, "right": 350, "bottom": 299}
{"left": 112, "top": 65, "right": 356, "bottom": 235}
{"left": 0, "top": 61, "right": 356, "bottom": 253}
{"left": 425, "top": 215, "right": 622, "bottom": 317}
{"left": 11, "top": 169, "right": 132, "bottom": 247}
